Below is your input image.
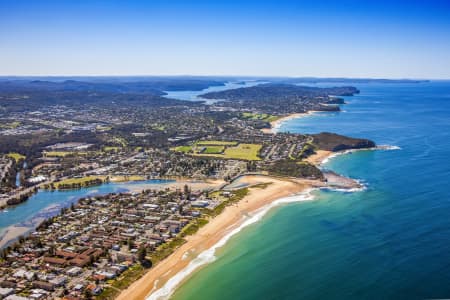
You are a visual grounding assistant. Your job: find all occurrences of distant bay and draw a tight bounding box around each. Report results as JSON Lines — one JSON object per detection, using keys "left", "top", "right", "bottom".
{"left": 163, "top": 81, "right": 263, "bottom": 103}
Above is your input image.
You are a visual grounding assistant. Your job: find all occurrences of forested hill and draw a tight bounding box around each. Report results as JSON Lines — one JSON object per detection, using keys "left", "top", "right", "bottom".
{"left": 0, "top": 78, "right": 225, "bottom": 94}
{"left": 0, "top": 90, "right": 200, "bottom": 113}
{"left": 200, "top": 83, "right": 359, "bottom": 101}
{"left": 0, "top": 78, "right": 226, "bottom": 112}
{"left": 311, "top": 132, "right": 376, "bottom": 152}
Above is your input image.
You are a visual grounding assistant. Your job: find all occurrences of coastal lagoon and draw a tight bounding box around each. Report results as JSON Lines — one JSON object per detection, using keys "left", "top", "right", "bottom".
{"left": 0, "top": 179, "right": 173, "bottom": 248}
{"left": 170, "top": 81, "right": 450, "bottom": 299}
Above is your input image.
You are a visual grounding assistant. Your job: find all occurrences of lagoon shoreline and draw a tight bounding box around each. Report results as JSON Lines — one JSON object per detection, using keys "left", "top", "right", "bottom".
{"left": 0, "top": 178, "right": 223, "bottom": 251}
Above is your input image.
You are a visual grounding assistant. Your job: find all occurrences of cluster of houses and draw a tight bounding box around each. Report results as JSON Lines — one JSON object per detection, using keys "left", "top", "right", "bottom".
{"left": 4, "top": 105, "right": 124, "bottom": 136}
{"left": 198, "top": 118, "right": 312, "bottom": 163}
{"left": 0, "top": 157, "right": 14, "bottom": 195}
{"left": 0, "top": 187, "right": 217, "bottom": 299}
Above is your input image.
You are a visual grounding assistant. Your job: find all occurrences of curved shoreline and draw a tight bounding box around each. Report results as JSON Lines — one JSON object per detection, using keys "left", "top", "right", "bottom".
{"left": 149, "top": 189, "right": 316, "bottom": 300}
{"left": 307, "top": 145, "right": 401, "bottom": 166}
{"left": 261, "top": 111, "right": 317, "bottom": 134}
{"left": 129, "top": 146, "right": 402, "bottom": 300}
{"left": 116, "top": 176, "right": 316, "bottom": 300}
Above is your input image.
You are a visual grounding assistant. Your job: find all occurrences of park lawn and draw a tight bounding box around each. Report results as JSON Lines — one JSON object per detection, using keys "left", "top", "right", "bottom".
{"left": 266, "top": 115, "right": 281, "bottom": 122}
{"left": 154, "top": 125, "right": 166, "bottom": 131}
{"left": 242, "top": 112, "right": 269, "bottom": 120}
{"left": 111, "top": 137, "right": 128, "bottom": 147}
{"left": 44, "top": 151, "right": 87, "bottom": 157}
{"left": 103, "top": 146, "right": 121, "bottom": 152}
{"left": 109, "top": 175, "right": 145, "bottom": 182}
{"left": 96, "top": 125, "right": 112, "bottom": 131}
{"left": 6, "top": 152, "right": 25, "bottom": 162}
{"left": 171, "top": 142, "right": 261, "bottom": 160}
{"left": 171, "top": 145, "right": 193, "bottom": 153}
{"left": 241, "top": 112, "right": 279, "bottom": 122}
{"left": 196, "top": 140, "right": 238, "bottom": 146}
{"left": 54, "top": 176, "right": 103, "bottom": 188}
{"left": 0, "top": 121, "right": 21, "bottom": 129}
{"left": 241, "top": 112, "right": 254, "bottom": 118}
{"left": 172, "top": 145, "right": 224, "bottom": 154}
{"left": 202, "top": 145, "right": 225, "bottom": 154}
{"left": 224, "top": 143, "right": 262, "bottom": 160}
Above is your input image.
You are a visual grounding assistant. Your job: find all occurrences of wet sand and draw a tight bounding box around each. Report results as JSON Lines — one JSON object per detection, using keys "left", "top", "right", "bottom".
{"left": 0, "top": 226, "right": 31, "bottom": 249}
{"left": 305, "top": 150, "right": 333, "bottom": 165}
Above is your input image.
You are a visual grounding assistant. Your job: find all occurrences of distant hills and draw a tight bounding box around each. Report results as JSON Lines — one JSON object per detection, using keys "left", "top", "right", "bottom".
{"left": 0, "top": 78, "right": 226, "bottom": 94}
{"left": 0, "top": 76, "right": 429, "bottom": 113}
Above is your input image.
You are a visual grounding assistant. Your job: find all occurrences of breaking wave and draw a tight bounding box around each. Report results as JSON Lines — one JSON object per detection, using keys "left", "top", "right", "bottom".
{"left": 147, "top": 189, "right": 316, "bottom": 300}
{"left": 320, "top": 145, "right": 401, "bottom": 165}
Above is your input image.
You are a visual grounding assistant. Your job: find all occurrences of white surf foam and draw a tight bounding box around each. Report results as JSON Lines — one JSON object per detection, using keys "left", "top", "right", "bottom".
{"left": 320, "top": 145, "right": 401, "bottom": 165}
{"left": 271, "top": 122, "right": 283, "bottom": 133}
{"left": 321, "top": 185, "right": 367, "bottom": 193}
{"left": 146, "top": 189, "right": 316, "bottom": 300}
{"left": 379, "top": 145, "right": 401, "bottom": 150}
{"left": 146, "top": 145, "right": 402, "bottom": 299}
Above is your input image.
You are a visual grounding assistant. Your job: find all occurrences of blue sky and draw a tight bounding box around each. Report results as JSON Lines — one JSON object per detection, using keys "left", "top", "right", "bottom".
{"left": 1, "top": 0, "right": 450, "bottom": 78}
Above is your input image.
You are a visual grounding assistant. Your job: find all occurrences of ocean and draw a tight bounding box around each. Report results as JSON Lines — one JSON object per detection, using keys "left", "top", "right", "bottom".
{"left": 169, "top": 81, "right": 450, "bottom": 300}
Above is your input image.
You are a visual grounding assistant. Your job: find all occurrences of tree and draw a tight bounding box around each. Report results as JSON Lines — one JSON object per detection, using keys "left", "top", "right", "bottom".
{"left": 83, "top": 288, "right": 92, "bottom": 299}
{"left": 48, "top": 245, "right": 56, "bottom": 256}
{"left": 0, "top": 249, "right": 6, "bottom": 259}
{"left": 35, "top": 239, "right": 43, "bottom": 248}
{"left": 137, "top": 245, "right": 147, "bottom": 262}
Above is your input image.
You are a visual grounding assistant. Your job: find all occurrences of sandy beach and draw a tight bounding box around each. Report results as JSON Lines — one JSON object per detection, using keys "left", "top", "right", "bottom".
{"left": 115, "top": 152, "right": 368, "bottom": 300}
{"left": 116, "top": 175, "right": 315, "bottom": 300}
{"left": 305, "top": 150, "right": 333, "bottom": 165}
{"left": 261, "top": 112, "right": 316, "bottom": 134}
{"left": 0, "top": 226, "right": 31, "bottom": 249}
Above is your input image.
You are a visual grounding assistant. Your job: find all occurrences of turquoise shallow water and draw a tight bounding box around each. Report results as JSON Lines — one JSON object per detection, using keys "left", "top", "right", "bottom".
{"left": 171, "top": 81, "right": 450, "bottom": 300}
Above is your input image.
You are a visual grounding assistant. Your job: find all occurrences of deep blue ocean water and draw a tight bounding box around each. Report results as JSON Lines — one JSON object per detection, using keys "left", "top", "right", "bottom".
{"left": 171, "top": 81, "right": 450, "bottom": 300}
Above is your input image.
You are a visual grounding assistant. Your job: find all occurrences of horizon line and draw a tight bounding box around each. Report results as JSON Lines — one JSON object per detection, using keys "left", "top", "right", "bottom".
{"left": 0, "top": 74, "right": 447, "bottom": 81}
